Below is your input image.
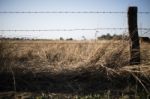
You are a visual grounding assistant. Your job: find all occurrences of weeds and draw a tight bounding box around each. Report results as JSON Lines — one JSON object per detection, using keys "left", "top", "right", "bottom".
{"left": 0, "top": 40, "right": 149, "bottom": 95}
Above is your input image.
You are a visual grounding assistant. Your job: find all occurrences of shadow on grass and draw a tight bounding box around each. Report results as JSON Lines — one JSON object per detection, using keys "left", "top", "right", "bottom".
{"left": 0, "top": 68, "right": 149, "bottom": 95}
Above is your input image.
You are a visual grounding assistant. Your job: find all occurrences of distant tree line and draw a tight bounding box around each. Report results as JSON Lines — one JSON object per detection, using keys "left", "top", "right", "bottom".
{"left": 97, "top": 33, "right": 128, "bottom": 40}
{"left": 59, "top": 37, "right": 73, "bottom": 41}
{"left": 0, "top": 36, "right": 74, "bottom": 41}
{"left": 0, "top": 37, "right": 35, "bottom": 40}
{"left": 140, "top": 37, "right": 150, "bottom": 42}
{"left": 1, "top": 34, "right": 149, "bottom": 42}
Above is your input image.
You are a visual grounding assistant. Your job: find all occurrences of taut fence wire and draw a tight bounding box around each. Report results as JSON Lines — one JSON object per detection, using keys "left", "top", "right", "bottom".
{"left": 0, "top": 28, "right": 150, "bottom": 32}
{"left": 0, "top": 10, "right": 149, "bottom": 32}
{"left": 0, "top": 11, "right": 150, "bottom": 14}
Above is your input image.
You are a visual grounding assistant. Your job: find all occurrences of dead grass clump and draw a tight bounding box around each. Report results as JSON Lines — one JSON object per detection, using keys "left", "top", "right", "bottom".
{"left": 0, "top": 41, "right": 16, "bottom": 71}
{"left": 18, "top": 49, "right": 42, "bottom": 62}
{"left": 45, "top": 50, "right": 66, "bottom": 63}
{"left": 102, "top": 42, "right": 129, "bottom": 69}
{"left": 84, "top": 40, "right": 130, "bottom": 70}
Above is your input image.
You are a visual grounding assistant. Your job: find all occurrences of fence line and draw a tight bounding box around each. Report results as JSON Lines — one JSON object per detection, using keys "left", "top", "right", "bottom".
{"left": 0, "top": 28, "right": 149, "bottom": 32}
{"left": 0, "top": 11, "right": 150, "bottom": 14}
{"left": 0, "top": 10, "right": 149, "bottom": 32}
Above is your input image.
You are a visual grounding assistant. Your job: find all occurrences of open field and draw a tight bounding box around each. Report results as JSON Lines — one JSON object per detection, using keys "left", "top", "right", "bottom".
{"left": 0, "top": 40, "right": 150, "bottom": 98}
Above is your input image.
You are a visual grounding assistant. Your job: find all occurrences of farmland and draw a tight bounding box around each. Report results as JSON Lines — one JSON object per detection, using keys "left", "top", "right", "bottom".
{"left": 0, "top": 39, "right": 150, "bottom": 98}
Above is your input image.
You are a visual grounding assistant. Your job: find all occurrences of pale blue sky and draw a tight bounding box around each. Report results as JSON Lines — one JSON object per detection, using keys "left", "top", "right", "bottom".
{"left": 0, "top": 0, "right": 150, "bottom": 39}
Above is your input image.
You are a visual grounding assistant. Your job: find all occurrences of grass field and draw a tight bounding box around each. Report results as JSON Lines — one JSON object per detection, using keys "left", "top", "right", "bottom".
{"left": 0, "top": 39, "right": 150, "bottom": 98}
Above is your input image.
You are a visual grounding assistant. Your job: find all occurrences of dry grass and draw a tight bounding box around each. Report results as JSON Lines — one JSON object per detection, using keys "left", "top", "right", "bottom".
{"left": 0, "top": 39, "right": 150, "bottom": 94}
{"left": 0, "top": 40, "right": 109, "bottom": 72}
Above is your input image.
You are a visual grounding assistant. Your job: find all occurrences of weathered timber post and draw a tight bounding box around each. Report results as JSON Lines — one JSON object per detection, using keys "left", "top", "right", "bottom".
{"left": 128, "top": 7, "right": 140, "bottom": 65}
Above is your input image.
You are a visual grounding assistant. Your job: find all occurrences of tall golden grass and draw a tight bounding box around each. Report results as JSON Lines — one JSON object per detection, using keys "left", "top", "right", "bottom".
{"left": 0, "top": 40, "right": 128, "bottom": 71}
{"left": 0, "top": 39, "right": 150, "bottom": 93}
{"left": 0, "top": 39, "right": 150, "bottom": 73}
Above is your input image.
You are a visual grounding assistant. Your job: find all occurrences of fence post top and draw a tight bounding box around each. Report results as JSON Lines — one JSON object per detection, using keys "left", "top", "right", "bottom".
{"left": 128, "top": 6, "right": 138, "bottom": 12}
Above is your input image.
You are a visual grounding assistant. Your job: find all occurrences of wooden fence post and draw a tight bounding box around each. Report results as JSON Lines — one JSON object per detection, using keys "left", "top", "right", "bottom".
{"left": 128, "top": 6, "right": 140, "bottom": 65}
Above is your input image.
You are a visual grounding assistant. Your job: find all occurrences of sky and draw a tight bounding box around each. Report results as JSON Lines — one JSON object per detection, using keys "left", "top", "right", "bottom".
{"left": 0, "top": 0, "right": 150, "bottom": 40}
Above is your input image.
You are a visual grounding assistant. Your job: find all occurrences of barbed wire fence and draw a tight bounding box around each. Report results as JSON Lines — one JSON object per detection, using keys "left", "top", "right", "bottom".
{"left": 0, "top": 7, "right": 150, "bottom": 63}
{"left": 0, "top": 7, "right": 150, "bottom": 97}
{"left": 0, "top": 28, "right": 150, "bottom": 32}
{"left": 0, "top": 11, "right": 150, "bottom": 14}
{"left": 0, "top": 11, "right": 150, "bottom": 38}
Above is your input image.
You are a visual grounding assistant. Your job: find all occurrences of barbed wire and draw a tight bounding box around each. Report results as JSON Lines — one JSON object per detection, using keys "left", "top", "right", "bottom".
{"left": 0, "top": 11, "right": 150, "bottom": 14}
{"left": 0, "top": 28, "right": 149, "bottom": 32}
{"left": 141, "top": 29, "right": 150, "bottom": 35}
